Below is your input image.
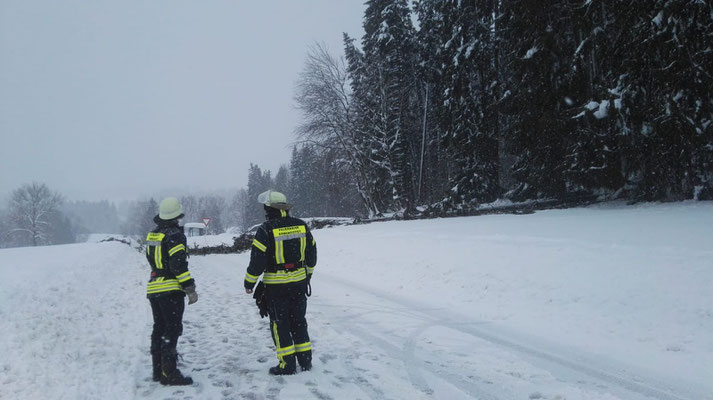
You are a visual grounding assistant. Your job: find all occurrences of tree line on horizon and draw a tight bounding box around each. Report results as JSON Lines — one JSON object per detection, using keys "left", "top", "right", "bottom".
{"left": 0, "top": 183, "right": 242, "bottom": 248}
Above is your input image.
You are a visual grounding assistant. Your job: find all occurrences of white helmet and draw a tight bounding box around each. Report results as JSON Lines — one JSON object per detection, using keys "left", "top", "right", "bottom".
{"left": 158, "top": 197, "right": 184, "bottom": 220}
{"left": 257, "top": 190, "right": 292, "bottom": 210}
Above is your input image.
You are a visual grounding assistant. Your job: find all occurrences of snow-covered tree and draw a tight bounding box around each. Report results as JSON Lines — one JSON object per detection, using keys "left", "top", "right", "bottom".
{"left": 564, "top": 0, "right": 713, "bottom": 200}
{"left": 0, "top": 207, "right": 10, "bottom": 248}
{"left": 621, "top": 0, "right": 713, "bottom": 200}
{"left": 290, "top": 0, "right": 713, "bottom": 210}
{"left": 346, "top": 0, "right": 420, "bottom": 214}
{"left": 274, "top": 165, "right": 290, "bottom": 195}
{"left": 226, "top": 188, "right": 248, "bottom": 231}
{"left": 499, "top": 0, "right": 573, "bottom": 200}
{"left": 7, "top": 182, "right": 65, "bottom": 246}
{"left": 289, "top": 145, "right": 324, "bottom": 217}
{"left": 47, "top": 212, "right": 77, "bottom": 245}
{"left": 412, "top": 0, "right": 450, "bottom": 206}
{"left": 418, "top": 0, "right": 501, "bottom": 210}
{"left": 243, "top": 164, "right": 273, "bottom": 230}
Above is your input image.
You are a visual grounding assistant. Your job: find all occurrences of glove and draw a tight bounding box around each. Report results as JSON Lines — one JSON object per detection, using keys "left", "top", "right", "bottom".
{"left": 257, "top": 297, "right": 269, "bottom": 318}
{"left": 185, "top": 285, "right": 198, "bottom": 305}
{"left": 253, "top": 281, "right": 269, "bottom": 318}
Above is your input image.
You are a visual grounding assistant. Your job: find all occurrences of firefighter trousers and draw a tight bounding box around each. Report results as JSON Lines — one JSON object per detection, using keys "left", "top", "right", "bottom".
{"left": 149, "top": 292, "right": 185, "bottom": 357}
{"left": 266, "top": 283, "right": 311, "bottom": 368}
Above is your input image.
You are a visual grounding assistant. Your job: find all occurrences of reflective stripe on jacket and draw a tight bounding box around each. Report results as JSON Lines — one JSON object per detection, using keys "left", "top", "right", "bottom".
{"left": 244, "top": 213, "right": 317, "bottom": 289}
{"left": 146, "top": 222, "right": 194, "bottom": 298}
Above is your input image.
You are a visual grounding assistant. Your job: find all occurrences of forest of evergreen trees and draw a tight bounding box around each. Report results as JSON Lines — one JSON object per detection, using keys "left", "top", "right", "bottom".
{"left": 249, "top": 0, "right": 712, "bottom": 219}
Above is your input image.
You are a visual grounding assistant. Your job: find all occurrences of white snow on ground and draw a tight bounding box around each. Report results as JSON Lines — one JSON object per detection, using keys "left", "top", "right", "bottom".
{"left": 0, "top": 242, "right": 147, "bottom": 399}
{"left": 1, "top": 201, "right": 712, "bottom": 400}
{"left": 186, "top": 232, "right": 237, "bottom": 249}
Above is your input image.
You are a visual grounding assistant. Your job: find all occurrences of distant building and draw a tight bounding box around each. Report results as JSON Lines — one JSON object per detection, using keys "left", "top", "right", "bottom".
{"left": 184, "top": 223, "right": 206, "bottom": 237}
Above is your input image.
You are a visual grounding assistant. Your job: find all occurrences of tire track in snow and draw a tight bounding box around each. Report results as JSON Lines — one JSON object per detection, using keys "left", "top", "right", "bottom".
{"left": 326, "top": 308, "right": 501, "bottom": 400}
{"left": 342, "top": 358, "right": 387, "bottom": 400}
{"left": 321, "top": 273, "right": 695, "bottom": 400}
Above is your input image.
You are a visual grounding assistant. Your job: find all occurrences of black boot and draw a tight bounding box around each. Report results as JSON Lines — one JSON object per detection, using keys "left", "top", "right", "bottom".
{"left": 269, "top": 354, "right": 296, "bottom": 375}
{"left": 151, "top": 351, "right": 162, "bottom": 382}
{"left": 296, "top": 350, "right": 312, "bottom": 372}
{"left": 160, "top": 351, "right": 193, "bottom": 386}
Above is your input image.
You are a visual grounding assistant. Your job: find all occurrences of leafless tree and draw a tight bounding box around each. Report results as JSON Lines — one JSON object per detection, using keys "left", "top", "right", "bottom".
{"left": 294, "top": 42, "right": 379, "bottom": 216}
{"left": 8, "top": 182, "right": 63, "bottom": 246}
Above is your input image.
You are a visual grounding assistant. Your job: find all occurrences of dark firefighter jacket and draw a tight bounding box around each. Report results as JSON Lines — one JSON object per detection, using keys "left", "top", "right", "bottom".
{"left": 244, "top": 211, "right": 317, "bottom": 290}
{"left": 146, "top": 217, "right": 195, "bottom": 298}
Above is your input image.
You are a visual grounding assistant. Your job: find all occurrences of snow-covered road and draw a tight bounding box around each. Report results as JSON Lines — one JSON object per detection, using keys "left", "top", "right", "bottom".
{"left": 134, "top": 255, "right": 694, "bottom": 400}
{"left": 1, "top": 202, "right": 711, "bottom": 399}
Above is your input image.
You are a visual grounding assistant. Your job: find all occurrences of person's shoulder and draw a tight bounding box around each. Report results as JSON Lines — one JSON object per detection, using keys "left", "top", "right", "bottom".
{"left": 256, "top": 221, "right": 272, "bottom": 234}
{"left": 282, "top": 215, "right": 306, "bottom": 225}
{"left": 162, "top": 225, "right": 186, "bottom": 241}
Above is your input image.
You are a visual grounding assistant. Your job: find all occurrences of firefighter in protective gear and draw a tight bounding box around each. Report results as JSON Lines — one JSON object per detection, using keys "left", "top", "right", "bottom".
{"left": 146, "top": 197, "right": 197, "bottom": 386}
{"left": 244, "top": 190, "right": 317, "bottom": 375}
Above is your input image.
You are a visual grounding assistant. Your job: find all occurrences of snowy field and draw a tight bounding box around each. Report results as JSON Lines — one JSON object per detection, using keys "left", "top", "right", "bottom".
{"left": 186, "top": 232, "right": 237, "bottom": 249}
{"left": 1, "top": 201, "right": 711, "bottom": 400}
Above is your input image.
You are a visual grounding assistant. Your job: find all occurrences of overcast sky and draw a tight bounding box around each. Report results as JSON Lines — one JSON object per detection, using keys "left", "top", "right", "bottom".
{"left": 0, "top": 1, "right": 365, "bottom": 202}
